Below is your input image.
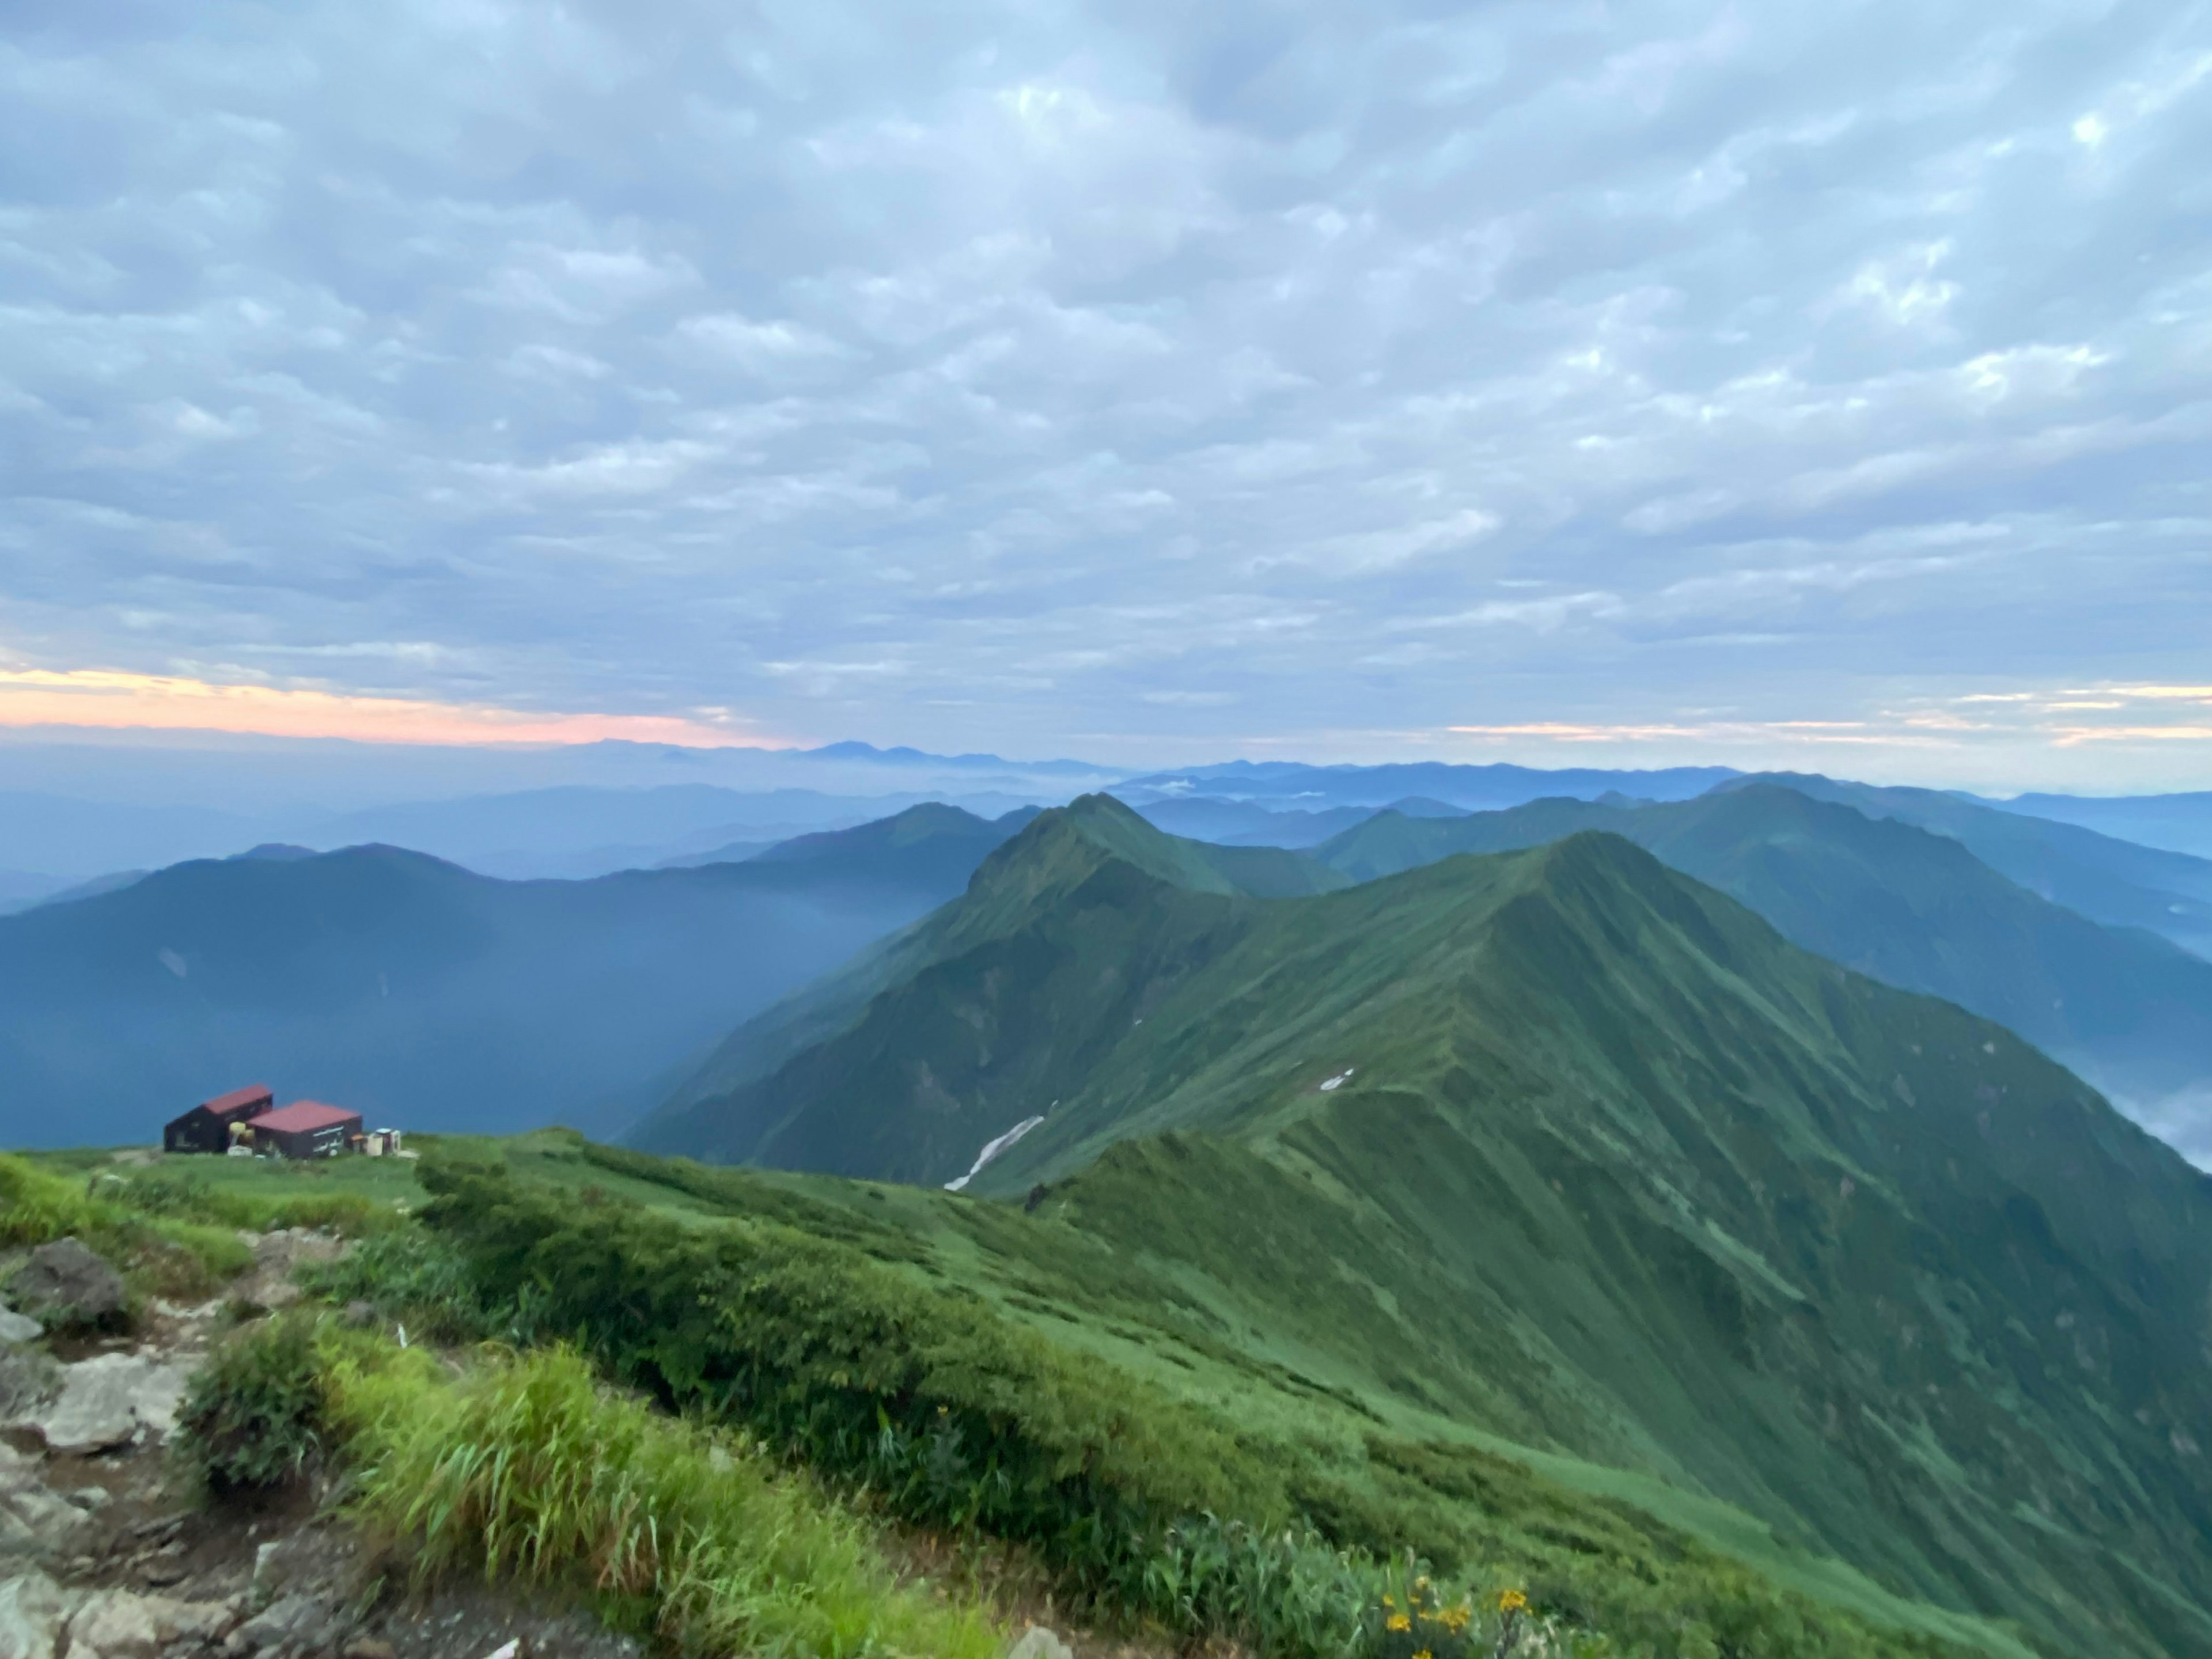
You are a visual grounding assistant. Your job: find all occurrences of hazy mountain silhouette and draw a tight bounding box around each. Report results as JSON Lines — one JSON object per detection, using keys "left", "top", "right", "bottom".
{"left": 0, "top": 804, "right": 1035, "bottom": 1146}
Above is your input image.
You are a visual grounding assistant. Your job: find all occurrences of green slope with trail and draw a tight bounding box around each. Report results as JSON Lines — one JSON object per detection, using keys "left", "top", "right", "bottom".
{"left": 639, "top": 796, "right": 2212, "bottom": 1658}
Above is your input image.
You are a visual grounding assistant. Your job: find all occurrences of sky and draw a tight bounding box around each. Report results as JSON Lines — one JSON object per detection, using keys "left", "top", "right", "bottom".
{"left": 2, "top": 0, "right": 2210, "bottom": 788}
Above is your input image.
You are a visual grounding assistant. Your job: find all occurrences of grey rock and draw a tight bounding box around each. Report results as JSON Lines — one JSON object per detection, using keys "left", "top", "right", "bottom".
{"left": 9, "top": 1241, "right": 125, "bottom": 1330}
{"left": 226, "top": 1593, "right": 337, "bottom": 1655}
{"left": 33, "top": 1355, "right": 192, "bottom": 1455}
{"left": 1, "top": 1438, "right": 95, "bottom": 1565}
{"left": 67, "top": 1589, "right": 234, "bottom": 1659}
{"left": 1006, "top": 1627, "right": 1074, "bottom": 1659}
{"left": 340, "top": 1302, "right": 376, "bottom": 1329}
{"left": 0, "top": 1476, "right": 92, "bottom": 1564}
{"left": 0, "top": 1312, "right": 37, "bottom": 1348}
{"left": 0, "top": 1349, "right": 58, "bottom": 1426}
{"left": 0, "top": 1570, "right": 83, "bottom": 1659}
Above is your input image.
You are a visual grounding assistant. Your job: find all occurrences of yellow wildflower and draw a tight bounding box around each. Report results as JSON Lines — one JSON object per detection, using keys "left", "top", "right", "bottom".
{"left": 1387, "top": 1613, "right": 1412, "bottom": 1633}
{"left": 1498, "top": 1588, "right": 1529, "bottom": 1614}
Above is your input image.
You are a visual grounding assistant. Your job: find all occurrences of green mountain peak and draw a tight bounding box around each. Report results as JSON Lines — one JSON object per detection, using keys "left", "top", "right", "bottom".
{"left": 637, "top": 816, "right": 2212, "bottom": 1657}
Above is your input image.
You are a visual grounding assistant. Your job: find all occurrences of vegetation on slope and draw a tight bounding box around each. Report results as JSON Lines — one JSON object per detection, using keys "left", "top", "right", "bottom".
{"left": 635, "top": 799, "right": 2212, "bottom": 1659}
{"left": 1313, "top": 781, "right": 2212, "bottom": 1107}
{"left": 639, "top": 796, "right": 1343, "bottom": 1173}
{"left": 3, "top": 1150, "right": 251, "bottom": 1303}
{"left": 292, "top": 1137, "right": 1991, "bottom": 1659}
{"left": 1721, "top": 774, "right": 2212, "bottom": 956}
{"left": 173, "top": 1312, "right": 998, "bottom": 1659}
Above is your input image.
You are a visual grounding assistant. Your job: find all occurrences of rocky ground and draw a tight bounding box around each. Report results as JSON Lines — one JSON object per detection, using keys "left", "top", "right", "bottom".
{"left": 1, "top": 1233, "right": 642, "bottom": 1659}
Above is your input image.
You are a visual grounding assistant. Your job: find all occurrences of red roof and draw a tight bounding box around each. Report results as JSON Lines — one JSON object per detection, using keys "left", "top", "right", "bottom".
{"left": 200, "top": 1084, "right": 274, "bottom": 1117}
{"left": 247, "top": 1100, "right": 362, "bottom": 1135}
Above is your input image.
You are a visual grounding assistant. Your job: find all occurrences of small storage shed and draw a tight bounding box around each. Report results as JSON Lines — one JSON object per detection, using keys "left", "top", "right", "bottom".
{"left": 164, "top": 1084, "right": 275, "bottom": 1154}
{"left": 245, "top": 1100, "right": 363, "bottom": 1160}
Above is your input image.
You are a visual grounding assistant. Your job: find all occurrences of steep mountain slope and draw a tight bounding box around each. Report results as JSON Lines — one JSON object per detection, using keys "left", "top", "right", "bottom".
{"left": 635, "top": 800, "right": 1348, "bottom": 1168}
{"left": 1316, "top": 785, "right": 2212, "bottom": 1153}
{"left": 0, "top": 805, "right": 1030, "bottom": 1146}
{"left": 640, "top": 797, "right": 2212, "bottom": 1658}
{"left": 1726, "top": 773, "right": 2212, "bottom": 957}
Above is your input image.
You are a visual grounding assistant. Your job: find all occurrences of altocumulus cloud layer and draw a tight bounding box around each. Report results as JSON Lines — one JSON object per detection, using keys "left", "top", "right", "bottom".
{"left": 2, "top": 0, "right": 2209, "bottom": 780}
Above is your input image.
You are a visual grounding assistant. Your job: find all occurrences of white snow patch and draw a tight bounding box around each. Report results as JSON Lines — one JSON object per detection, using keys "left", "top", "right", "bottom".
{"left": 1318, "top": 1066, "right": 1357, "bottom": 1093}
{"left": 944, "top": 1115, "right": 1045, "bottom": 1192}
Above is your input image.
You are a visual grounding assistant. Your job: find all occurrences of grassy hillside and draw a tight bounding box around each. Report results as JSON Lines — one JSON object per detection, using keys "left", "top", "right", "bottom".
{"left": 1727, "top": 774, "right": 2212, "bottom": 959}
{"left": 1315, "top": 783, "right": 2212, "bottom": 1125}
{"left": 641, "top": 797, "right": 2212, "bottom": 1658}
{"left": 0, "top": 805, "right": 1029, "bottom": 1146}
{"left": 339, "top": 1132, "right": 2004, "bottom": 1658}
{"left": 639, "top": 799, "right": 1347, "bottom": 1168}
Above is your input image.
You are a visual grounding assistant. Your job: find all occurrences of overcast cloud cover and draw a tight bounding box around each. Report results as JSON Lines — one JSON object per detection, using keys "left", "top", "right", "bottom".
{"left": 2, "top": 0, "right": 2210, "bottom": 783}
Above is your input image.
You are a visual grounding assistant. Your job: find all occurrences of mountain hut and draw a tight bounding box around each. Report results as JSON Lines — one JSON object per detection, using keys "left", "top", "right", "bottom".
{"left": 163, "top": 1084, "right": 275, "bottom": 1154}
{"left": 244, "top": 1100, "right": 363, "bottom": 1160}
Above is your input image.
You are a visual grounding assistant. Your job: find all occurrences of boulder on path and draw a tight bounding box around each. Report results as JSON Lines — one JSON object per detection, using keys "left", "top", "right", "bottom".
{"left": 0, "top": 1570, "right": 84, "bottom": 1659}
{"left": 0, "top": 1311, "right": 37, "bottom": 1348}
{"left": 1006, "top": 1627, "right": 1075, "bottom": 1659}
{"left": 66, "top": 1589, "right": 236, "bottom": 1659}
{"left": 8, "top": 1241, "right": 126, "bottom": 1331}
{"left": 33, "top": 1355, "right": 191, "bottom": 1456}
{"left": 0, "top": 1348, "right": 59, "bottom": 1427}
{"left": 226, "top": 1591, "right": 344, "bottom": 1657}
{"left": 0, "top": 1450, "right": 93, "bottom": 1564}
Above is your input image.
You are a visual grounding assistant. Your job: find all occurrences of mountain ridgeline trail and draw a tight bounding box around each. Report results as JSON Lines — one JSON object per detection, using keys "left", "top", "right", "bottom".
{"left": 636, "top": 794, "right": 2212, "bottom": 1659}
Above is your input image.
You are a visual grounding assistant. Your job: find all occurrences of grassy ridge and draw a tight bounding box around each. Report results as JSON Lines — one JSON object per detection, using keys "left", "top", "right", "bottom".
{"left": 376, "top": 1141, "right": 1986, "bottom": 1659}
{"left": 1311, "top": 781, "right": 2212, "bottom": 1104}
{"left": 629, "top": 800, "right": 2212, "bottom": 1658}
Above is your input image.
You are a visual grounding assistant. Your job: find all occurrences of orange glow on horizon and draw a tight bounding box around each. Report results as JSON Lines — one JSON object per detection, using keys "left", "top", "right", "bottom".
{"left": 0, "top": 667, "right": 785, "bottom": 750}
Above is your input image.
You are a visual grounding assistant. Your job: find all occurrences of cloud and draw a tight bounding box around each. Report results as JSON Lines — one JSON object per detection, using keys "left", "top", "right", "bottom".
{"left": 0, "top": 665, "right": 782, "bottom": 748}
{"left": 0, "top": 0, "right": 2206, "bottom": 783}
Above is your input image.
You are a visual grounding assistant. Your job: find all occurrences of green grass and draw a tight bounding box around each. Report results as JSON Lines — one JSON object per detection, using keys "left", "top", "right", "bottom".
{"left": 1, "top": 1151, "right": 253, "bottom": 1301}
{"left": 332, "top": 1340, "right": 999, "bottom": 1659}
{"left": 3, "top": 1144, "right": 436, "bottom": 1306}
{"left": 369, "top": 1145, "right": 1987, "bottom": 1659}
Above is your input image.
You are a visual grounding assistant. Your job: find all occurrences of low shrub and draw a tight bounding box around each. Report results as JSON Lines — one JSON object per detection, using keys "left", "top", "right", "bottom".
{"left": 173, "top": 1313, "right": 329, "bottom": 1495}
{"left": 297, "top": 1224, "right": 543, "bottom": 1346}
